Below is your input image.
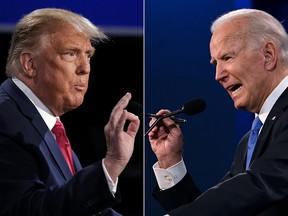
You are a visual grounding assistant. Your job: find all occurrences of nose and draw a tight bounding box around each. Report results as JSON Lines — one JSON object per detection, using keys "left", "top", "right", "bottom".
{"left": 215, "top": 62, "right": 227, "bottom": 82}
{"left": 76, "top": 54, "right": 90, "bottom": 74}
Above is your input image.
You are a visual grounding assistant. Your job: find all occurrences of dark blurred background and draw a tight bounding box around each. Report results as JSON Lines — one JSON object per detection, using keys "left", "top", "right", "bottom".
{"left": 0, "top": 1, "right": 143, "bottom": 216}
{"left": 145, "top": 0, "right": 288, "bottom": 215}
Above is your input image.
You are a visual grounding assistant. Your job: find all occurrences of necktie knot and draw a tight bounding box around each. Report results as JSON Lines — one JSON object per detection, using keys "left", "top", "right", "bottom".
{"left": 52, "top": 119, "right": 69, "bottom": 146}
{"left": 251, "top": 116, "right": 262, "bottom": 132}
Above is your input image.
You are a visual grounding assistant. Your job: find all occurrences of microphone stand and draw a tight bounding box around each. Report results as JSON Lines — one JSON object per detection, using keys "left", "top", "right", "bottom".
{"left": 144, "top": 109, "right": 187, "bottom": 136}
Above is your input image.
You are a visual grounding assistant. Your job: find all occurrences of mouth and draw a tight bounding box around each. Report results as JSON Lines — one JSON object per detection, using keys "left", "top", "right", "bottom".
{"left": 228, "top": 84, "right": 243, "bottom": 95}
{"left": 74, "top": 84, "right": 86, "bottom": 91}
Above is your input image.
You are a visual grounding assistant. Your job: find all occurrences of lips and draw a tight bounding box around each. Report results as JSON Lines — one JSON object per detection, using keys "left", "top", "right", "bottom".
{"left": 229, "top": 84, "right": 242, "bottom": 92}
{"left": 227, "top": 84, "right": 243, "bottom": 98}
{"left": 74, "top": 84, "right": 86, "bottom": 91}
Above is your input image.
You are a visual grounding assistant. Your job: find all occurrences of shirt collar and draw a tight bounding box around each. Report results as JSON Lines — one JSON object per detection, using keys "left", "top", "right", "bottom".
{"left": 11, "top": 77, "right": 57, "bottom": 130}
{"left": 258, "top": 75, "right": 288, "bottom": 124}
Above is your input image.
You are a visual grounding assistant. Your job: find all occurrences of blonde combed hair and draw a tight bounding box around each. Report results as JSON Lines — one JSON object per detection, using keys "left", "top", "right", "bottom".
{"left": 6, "top": 8, "right": 108, "bottom": 77}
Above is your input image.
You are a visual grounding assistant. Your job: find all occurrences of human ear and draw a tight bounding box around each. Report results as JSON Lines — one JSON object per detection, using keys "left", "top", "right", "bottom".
{"left": 264, "top": 41, "right": 277, "bottom": 71}
{"left": 19, "top": 51, "right": 37, "bottom": 77}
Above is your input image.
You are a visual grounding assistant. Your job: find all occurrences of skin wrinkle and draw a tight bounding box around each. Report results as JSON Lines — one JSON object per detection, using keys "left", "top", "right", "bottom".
{"left": 210, "top": 19, "right": 276, "bottom": 113}
{"left": 0, "top": 8, "right": 141, "bottom": 215}
{"left": 148, "top": 9, "right": 288, "bottom": 215}
{"left": 21, "top": 25, "right": 95, "bottom": 116}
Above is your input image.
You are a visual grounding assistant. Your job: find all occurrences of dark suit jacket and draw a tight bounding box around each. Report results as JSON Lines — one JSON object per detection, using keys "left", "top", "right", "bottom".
{"left": 153, "top": 87, "right": 288, "bottom": 216}
{"left": 0, "top": 78, "right": 121, "bottom": 216}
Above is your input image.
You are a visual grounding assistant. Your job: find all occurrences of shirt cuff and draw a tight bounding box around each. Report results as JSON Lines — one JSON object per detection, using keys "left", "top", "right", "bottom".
{"left": 102, "top": 159, "right": 118, "bottom": 196}
{"left": 153, "top": 158, "right": 187, "bottom": 190}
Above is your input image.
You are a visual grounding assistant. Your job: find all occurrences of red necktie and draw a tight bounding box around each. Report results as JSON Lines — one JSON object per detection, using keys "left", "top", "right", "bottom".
{"left": 52, "top": 119, "right": 75, "bottom": 174}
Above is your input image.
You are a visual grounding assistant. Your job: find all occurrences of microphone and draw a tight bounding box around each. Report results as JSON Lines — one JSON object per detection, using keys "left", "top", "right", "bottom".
{"left": 127, "top": 101, "right": 143, "bottom": 118}
{"left": 144, "top": 98, "right": 206, "bottom": 136}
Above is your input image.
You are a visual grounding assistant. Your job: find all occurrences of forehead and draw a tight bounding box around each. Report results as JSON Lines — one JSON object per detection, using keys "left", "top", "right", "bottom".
{"left": 41, "top": 25, "right": 94, "bottom": 50}
{"left": 210, "top": 20, "right": 246, "bottom": 52}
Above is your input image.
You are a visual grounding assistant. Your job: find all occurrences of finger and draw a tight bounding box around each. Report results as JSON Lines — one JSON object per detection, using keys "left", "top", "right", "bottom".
{"left": 115, "top": 109, "right": 128, "bottom": 133}
{"left": 155, "top": 109, "right": 171, "bottom": 116}
{"left": 116, "top": 92, "right": 131, "bottom": 108}
{"left": 167, "top": 123, "right": 178, "bottom": 131}
{"left": 149, "top": 117, "right": 157, "bottom": 127}
{"left": 126, "top": 111, "right": 139, "bottom": 122}
{"left": 126, "top": 116, "right": 140, "bottom": 137}
{"left": 109, "top": 93, "right": 131, "bottom": 126}
{"left": 161, "top": 115, "right": 176, "bottom": 127}
{"left": 119, "top": 111, "right": 140, "bottom": 134}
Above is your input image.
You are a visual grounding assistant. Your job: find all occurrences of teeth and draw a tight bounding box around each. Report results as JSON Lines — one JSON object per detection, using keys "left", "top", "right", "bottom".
{"left": 231, "top": 86, "right": 242, "bottom": 95}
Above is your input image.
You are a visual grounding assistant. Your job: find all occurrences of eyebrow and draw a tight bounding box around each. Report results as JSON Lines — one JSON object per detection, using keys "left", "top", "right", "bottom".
{"left": 65, "top": 45, "right": 95, "bottom": 55}
{"left": 210, "top": 58, "right": 216, "bottom": 65}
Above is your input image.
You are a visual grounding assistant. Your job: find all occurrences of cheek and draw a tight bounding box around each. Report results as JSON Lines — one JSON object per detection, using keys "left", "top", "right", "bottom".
{"left": 53, "top": 63, "right": 76, "bottom": 81}
{"left": 235, "top": 56, "right": 262, "bottom": 79}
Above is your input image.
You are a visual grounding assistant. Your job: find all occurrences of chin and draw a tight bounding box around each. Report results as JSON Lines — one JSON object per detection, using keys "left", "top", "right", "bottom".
{"left": 234, "top": 104, "right": 248, "bottom": 111}
{"left": 233, "top": 101, "right": 244, "bottom": 110}
{"left": 75, "top": 100, "right": 84, "bottom": 108}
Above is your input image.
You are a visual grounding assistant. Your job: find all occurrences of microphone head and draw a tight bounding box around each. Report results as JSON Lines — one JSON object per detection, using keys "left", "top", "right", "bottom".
{"left": 127, "top": 101, "right": 143, "bottom": 118}
{"left": 182, "top": 98, "right": 206, "bottom": 116}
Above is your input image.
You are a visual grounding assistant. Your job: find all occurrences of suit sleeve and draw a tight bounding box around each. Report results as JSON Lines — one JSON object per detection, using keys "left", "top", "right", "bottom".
{"left": 153, "top": 173, "right": 201, "bottom": 211}
{"left": 164, "top": 116, "right": 288, "bottom": 216}
{"left": 0, "top": 126, "right": 120, "bottom": 216}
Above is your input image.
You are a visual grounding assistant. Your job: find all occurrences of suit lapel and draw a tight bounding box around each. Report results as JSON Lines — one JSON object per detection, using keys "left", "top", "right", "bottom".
{"left": 73, "top": 152, "right": 82, "bottom": 171}
{"left": 40, "top": 118, "right": 74, "bottom": 179}
{"left": 251, "top": 115, "right": 278, "bottom": 163}
{"left": 2, "top": 78, "right": 74, "bottom": 180}
{"left": 251, "top": 87, "right": 288, "bottom": 163}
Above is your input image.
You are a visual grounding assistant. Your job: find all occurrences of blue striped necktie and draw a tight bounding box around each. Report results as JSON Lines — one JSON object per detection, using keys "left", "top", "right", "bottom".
{"left": 246, "top": 116, "right": 262, "bottom": 170}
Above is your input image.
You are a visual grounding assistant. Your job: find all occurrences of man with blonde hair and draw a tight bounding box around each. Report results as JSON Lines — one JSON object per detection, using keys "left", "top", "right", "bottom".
{"left": 0, "top": 8, "right": 140, "bottom": 216}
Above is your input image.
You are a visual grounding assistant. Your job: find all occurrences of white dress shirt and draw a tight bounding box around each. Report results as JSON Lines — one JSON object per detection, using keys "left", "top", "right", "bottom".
{"left": 12, "top": 77, "right": 117, "bottom": 195}
{"left": 153, "top": 75, "right": 288, "bottom": 191}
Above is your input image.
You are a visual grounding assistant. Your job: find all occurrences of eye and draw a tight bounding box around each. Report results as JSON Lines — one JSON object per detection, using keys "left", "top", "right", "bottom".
{"left": 86, "top": 52, "right": 94, "bottom": 61}
{"left": 67, "top": 52, "right": 76, "bottom": 58}
{"left": 222, "top": 54, "right": 233, "bottom": 62}
{"left": 210, "top": 59, "right": 217, "bottom": 66}
{"left": 86, "top": 54, "right": 92, "bottom": 61}
{"left": 62, "top": 52, "right": 76, "bottom": 61}
{"left": 224, "top": 56, "right": 231, "bottom": 61}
